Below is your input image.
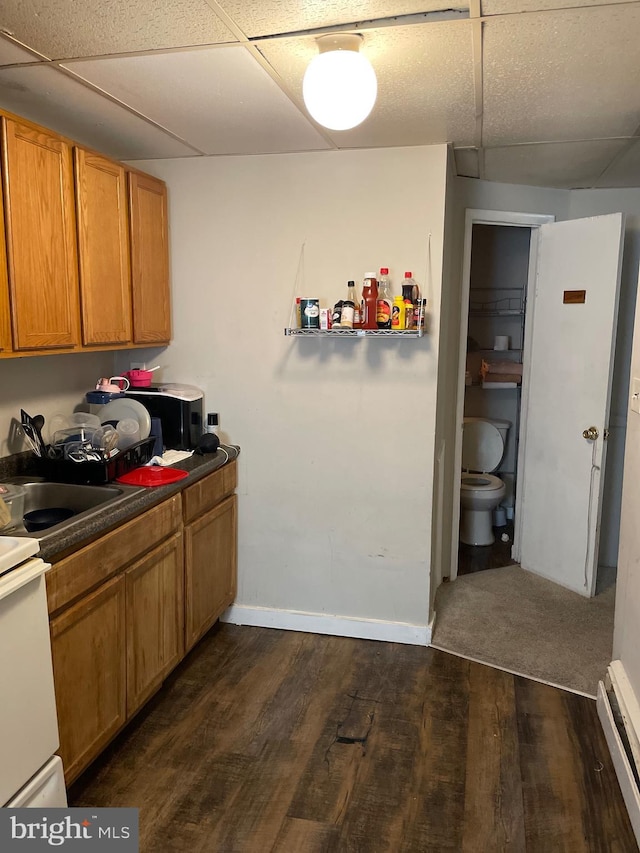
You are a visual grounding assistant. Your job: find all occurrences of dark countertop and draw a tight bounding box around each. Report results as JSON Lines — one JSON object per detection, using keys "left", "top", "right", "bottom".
{"left": 0, "top": 445, "right": 240, "bottom": 564}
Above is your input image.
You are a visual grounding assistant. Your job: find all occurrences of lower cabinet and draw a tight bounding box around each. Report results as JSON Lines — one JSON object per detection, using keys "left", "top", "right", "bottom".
{"left": 185, "top": 495, "right": 237, "bottom": 652}
{"left": 126, "top": 533, "right": 184, "bottom": 716}
{"left": 50, "top": 575, "right": 126, "bottom": 784}
{"left": 47, "top": 461, "right": 237, "bottom": 785}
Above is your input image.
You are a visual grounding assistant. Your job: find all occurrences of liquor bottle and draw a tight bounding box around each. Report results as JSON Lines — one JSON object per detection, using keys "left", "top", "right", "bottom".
{"left": 361, "top": 272, "right": 378, "bottom": 330}
{"left": 376, "top": 267, "right": 392, "bottom": 329}
{"left": 340, "top": 281, "right": 356, "bottom": 329}
{"left": 352, "top": 280, "right": 363, "bottom": 328}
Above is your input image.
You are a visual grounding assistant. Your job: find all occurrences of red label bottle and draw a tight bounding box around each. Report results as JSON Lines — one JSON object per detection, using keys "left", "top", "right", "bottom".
{"left": 362, "top": 272, "right": 378, "bottom": 330}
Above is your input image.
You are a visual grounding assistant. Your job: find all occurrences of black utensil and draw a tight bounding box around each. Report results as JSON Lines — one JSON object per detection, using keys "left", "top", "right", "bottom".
{"left": 32, "top": 414, "right": 49, "bottom": 456}
{"left": 20, "top": 409, "right": 42, "bottom": 457}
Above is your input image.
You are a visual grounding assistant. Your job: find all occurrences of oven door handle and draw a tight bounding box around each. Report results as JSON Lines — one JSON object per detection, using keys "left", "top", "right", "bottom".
{"left": 0, "top": 559, "right": 49, "bottom": 603}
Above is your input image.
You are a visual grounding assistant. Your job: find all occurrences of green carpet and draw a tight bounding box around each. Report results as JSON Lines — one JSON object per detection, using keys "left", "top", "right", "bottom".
{"left": 431, "top": 565, "right": 615, "bottom": 697}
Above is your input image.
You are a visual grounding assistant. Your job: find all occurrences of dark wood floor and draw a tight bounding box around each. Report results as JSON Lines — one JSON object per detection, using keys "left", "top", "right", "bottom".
{"left": 69, "top": 624, "right": 637, "bottom": 852}
{"left": 458, "top": 521, "right": 519, "bottom": 575}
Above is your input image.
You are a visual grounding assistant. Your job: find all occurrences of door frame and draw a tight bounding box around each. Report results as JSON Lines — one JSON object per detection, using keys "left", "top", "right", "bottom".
{"left": 448, "top": 209, "right": 555, "bottom": 582}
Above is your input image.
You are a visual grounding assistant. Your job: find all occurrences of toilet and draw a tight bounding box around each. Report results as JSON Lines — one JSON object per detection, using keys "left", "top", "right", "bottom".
{"left": 460, "top": 417, "right": 510, "bottom": 546}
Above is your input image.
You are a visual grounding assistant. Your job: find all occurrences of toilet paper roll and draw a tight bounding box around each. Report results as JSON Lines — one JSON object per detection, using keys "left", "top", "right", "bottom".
{"left": 494, "top": 335, "right": 509, "bottom": 351}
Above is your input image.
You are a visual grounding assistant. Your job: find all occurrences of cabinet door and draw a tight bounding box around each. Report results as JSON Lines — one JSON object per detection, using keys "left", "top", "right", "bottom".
{"left": 185, "top": 495, "right": 237, "bottom": 652}
{"left": 128, "top": 171, "right": 171, "bottom": 344}
{"left": 50, "top": 575, "right": 126, "bottom": 785}
{"left": 2, "top": 117, "right": 80, "bottom": 349}
{"left": 125, "top": 533, "right": 184, "bottom": 716}
{"left": 75, "top": 148, "right": 132, "bottom": 345}
{"left": 0, "top": 174, "right": 12, "bottom": 352}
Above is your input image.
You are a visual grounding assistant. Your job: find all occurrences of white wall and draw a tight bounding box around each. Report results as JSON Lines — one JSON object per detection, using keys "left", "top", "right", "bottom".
{"left": 583, "top": 191, "right": 640, "bottom": 691}
{"left": 125, "top": 146, "right": 448, "bottom": 634}
{"left": 430, "top": 147, "right": 463, "bottom": 609}
{"left": 0, "top": 352, "right": 116, "bottom": 457}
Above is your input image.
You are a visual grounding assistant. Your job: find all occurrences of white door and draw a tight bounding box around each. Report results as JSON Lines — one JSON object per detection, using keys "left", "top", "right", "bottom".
{"left": 517, "top": 213, "right": 624, "bottom": 597}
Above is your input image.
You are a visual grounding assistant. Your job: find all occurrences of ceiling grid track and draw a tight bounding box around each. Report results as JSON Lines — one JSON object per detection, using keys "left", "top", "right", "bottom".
{"left": 469, "top": 0, "right": 484, "bottom": 179}
{"left": 203, "top": 0, "right": 339, "bottom": 150}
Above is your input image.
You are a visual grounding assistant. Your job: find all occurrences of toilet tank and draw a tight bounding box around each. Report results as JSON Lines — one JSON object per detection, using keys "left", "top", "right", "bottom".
{"left": 463, "top": 417, "right": 511, "bottom": 453}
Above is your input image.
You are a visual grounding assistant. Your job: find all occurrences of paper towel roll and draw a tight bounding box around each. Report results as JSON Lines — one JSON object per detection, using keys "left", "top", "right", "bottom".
{"left": 494, "top": 335, "right": 509, "bottom": 351}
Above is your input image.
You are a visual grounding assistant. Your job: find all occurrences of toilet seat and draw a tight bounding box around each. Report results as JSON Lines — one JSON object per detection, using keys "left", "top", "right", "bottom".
{"left": 461, "top": 473, "right": 503, "bottom": 491}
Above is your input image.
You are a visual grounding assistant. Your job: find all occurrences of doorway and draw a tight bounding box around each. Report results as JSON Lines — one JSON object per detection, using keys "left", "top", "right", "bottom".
{"left": 447, "top": 209, "right": 625, "bottom": 596}
{"left": 450, "top": 210, "right": 554, "bottom": 583}
{"left": 458, "top": 223, "right": 531, "bottom": 576}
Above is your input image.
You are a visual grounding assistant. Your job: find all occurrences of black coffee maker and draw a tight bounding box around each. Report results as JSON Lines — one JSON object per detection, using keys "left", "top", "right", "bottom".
{"left": 125, "top": 384, "right": 203, "bottom": 450}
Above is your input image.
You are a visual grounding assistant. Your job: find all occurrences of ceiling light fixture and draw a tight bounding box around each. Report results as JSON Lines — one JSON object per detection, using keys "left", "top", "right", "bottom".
{"left": 302, "top": 33, "right": 377, "bottom": 132}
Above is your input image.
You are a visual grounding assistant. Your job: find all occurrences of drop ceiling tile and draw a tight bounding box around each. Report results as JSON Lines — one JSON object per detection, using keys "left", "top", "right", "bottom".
{"left": 65, "top": 46, "right": 330, "bottom": 155}
{"left": 594, "top": 139, "right": 640, "bottom": 188}
{"left": 0, "top": 35, "right": 46, "bottom": 65}
{"left": 0, "top": 65, "right": 199, "bottom": 159}
{"left": 483, "top": 140, "right": 628, "bottom": 188}
{"left": 454, "top": 147, "right": 479, "bottom": 178}
{"left": 483, "top": 5, "right": 640, "bottom": 146}
{"left": 0, "top": 0, "right": 237, "bottom": 60}
{"left": 259, "top": 20, "right": 476, "bottom": 149}
{"left": 482, "top": 0, "right": 636, "bottom": 14}
{"left": 219, "top": 1, "right": 468, "bottom": 38}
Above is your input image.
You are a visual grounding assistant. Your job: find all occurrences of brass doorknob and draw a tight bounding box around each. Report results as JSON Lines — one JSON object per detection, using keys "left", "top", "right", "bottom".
{"left": 582, "top": 426, "right": 599, "bottom": 440}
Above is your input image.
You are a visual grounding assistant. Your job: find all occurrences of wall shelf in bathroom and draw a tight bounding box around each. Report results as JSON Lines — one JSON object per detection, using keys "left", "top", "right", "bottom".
{"left": 473, "top": 348, "right": 523, "bottom": 355}
{"left": 469, "top": 310, "right": 524, "bottom": 317}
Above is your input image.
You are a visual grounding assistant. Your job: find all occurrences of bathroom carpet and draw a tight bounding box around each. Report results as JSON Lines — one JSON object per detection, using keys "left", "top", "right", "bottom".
{"left": 431, "top": 564, "right": 615, "bottom": 697}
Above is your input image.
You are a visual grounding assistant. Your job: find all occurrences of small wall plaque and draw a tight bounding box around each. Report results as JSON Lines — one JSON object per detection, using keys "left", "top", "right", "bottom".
{"left": 563, "top": 290, "right": 586, "bottom": 304}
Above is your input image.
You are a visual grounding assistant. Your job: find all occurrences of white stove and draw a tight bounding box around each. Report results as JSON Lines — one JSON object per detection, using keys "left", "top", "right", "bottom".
{"left": 0, "top": 536, "right": 67, "bottom": 807}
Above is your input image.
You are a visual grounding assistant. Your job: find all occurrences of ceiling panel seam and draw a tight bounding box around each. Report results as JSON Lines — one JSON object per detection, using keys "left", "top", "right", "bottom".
{"left": 245, "top": 10, "right": 470, "bottom": 43}
{"left": 479, "top": 1, "right": 640, "bottom": 21}
{"left": 56, "top": 64, "right": 207, "bottom": 155}
{"left": 592, "top": 138, "right": 640, "bottom": 188}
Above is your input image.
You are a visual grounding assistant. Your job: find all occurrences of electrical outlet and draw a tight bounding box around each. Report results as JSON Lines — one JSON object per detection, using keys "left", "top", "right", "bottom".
{"left": 631, "top": 378, "right": 640, "bottom": 415}
{"left": 130, "top": 362, "right": 145, "bottom": 370}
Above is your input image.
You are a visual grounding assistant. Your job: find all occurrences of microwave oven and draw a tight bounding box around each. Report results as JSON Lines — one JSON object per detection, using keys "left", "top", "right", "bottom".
{"left": 125, "top": 384, "right": 203, "bottom": 451}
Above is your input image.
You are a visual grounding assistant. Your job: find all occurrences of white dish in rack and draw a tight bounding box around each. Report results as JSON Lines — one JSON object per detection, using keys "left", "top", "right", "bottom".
{"left": 97, "top": 398, "right": 151, "bottom": 441}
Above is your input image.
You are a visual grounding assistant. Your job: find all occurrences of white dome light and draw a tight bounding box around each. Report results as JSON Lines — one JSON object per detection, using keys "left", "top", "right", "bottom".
{"left": 303, "top": 34, "right": 377, "bottom": 132}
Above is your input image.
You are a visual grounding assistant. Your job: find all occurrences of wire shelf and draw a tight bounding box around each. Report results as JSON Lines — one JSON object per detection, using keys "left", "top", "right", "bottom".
{"left": 284, "top": 328, "right": 424, "bottom": 337}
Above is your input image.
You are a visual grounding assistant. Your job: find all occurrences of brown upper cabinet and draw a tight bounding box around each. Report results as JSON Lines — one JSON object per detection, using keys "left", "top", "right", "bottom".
{"left": 129, "top": 171, "right": 171, "bottom": 344}
{"left": 2, "top": 117, "right": 80, "bottom": 350}
{"left": 75, "top": 149, "right": 132, "bottom": 346}
{"left": 0, "top": 109, "right": 171, "bottom": 357}
{"left": 0, "top": 177, "right": 12, "bottom": 353}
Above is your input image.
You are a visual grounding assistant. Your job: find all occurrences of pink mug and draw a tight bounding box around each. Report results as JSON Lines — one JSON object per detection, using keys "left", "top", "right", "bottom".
{"left": 96, "top": 375, "right": 130, "bottom": 393}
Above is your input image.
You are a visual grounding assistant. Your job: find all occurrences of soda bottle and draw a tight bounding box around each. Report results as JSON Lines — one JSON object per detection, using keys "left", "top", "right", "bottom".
{"left": 376, "top": 267, "right": 392, "bottom": 329}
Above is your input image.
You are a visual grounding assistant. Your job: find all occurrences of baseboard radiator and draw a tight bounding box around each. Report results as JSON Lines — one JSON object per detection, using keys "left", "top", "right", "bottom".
{"left": 597, "top": 661, "right": 640, "bottom": 844}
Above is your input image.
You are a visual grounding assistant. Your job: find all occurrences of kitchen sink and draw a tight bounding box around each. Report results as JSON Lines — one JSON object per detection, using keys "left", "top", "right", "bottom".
{"left": 19, "top": 482, "right": 123, "bottom": 515}
{"left": 1, "top": 480, "right": 131, "bottom": 538}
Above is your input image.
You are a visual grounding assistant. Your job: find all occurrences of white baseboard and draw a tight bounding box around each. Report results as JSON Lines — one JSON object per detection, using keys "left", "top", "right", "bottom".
{"left": 597, "top": 679, "right": 640, "bottom": 845}
{"left": 221, "top": 604, "right": 431, "bottom": 646}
